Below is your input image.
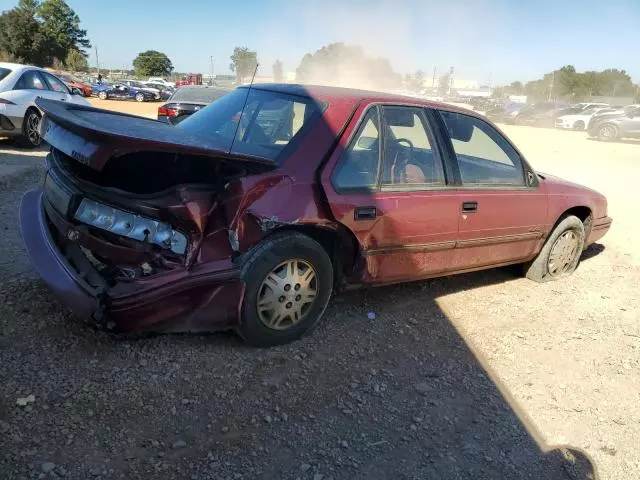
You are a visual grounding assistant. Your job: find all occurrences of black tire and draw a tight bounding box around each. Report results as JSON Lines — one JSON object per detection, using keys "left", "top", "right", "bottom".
{"left": 238, "top": 232, "right": 333, "bottom": 347}
{"left": 524, "top": 215, "right": 585, "bottom": 283}
{"left": 597, "top": 123, "right": 618, "bottom": 142}
{"left": 17, "top": 108, "right": 42, "bottom": 148}
{"left": 98, "top": 91, "right": 108, "bottom": 100}
{"left": 573, "top": 120, "right": 585, "bottom": 130}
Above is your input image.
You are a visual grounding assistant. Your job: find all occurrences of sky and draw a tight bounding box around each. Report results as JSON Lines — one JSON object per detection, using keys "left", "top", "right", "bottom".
{"left": 2, "top": 0, "right": 639, "bottom": 84}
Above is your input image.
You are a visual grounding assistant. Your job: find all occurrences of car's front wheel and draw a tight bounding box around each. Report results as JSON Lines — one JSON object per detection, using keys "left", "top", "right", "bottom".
{"left": 18, "top": 108, "right": 42, "bottom": 148}
{"left": 524, "top": 215, "right": 585, "bottom": 283}
{"left": 573, "top": 120, "right": 585, "bottom": 130}
{"left": 98, "top": 91, "right": 108, "bottom": 100}
{"left": 597, "top": 124, "right": 618, "bottom": 141}
{"left": 238, "top": 232, "right": 333, "bottom": 346}
{"left": 135, "top": 93, "right": 145, "bottom": 102}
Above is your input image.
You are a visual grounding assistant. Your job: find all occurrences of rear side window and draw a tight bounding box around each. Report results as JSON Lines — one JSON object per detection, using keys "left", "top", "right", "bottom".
{"left": 333, "top": 108, "right": 380, "bottom": 190}
{"left": 440, "top": 111, "right": 525, "bottom": 186}
{"left": 14, "top": 71, "right": 48, "bottom": 90}
{"left": 0, "top": 67, "right": 11, "bottom": 81}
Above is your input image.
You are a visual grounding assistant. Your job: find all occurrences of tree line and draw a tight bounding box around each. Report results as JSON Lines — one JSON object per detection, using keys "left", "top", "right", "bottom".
{"left": 495, "top": 65, "right": 639, "bottom": 102}
{"left": 0, "top": 0, "right": 90, "bottom": 71}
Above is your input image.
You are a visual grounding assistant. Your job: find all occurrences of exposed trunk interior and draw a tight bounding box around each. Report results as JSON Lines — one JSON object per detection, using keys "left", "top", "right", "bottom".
{"left": 52, "top": 148, "right": 244, "bottom": 194}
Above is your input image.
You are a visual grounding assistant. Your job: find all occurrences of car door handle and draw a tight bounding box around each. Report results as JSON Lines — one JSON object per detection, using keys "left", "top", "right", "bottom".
{"left": 462, "top": 201, "right": 478, "bottom": 212}
{"left": 354, "top": 206, "right": 377, "bottom": 220}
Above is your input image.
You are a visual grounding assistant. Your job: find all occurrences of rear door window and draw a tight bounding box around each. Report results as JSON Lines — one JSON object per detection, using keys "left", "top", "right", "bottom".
{"left": 0, "top": 67, "right": 11, "bottom": 81}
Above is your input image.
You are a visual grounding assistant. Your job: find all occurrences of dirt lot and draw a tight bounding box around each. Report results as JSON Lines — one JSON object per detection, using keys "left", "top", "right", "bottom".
{"left": 1, "top": 103, "right": 639, "bottom": 480}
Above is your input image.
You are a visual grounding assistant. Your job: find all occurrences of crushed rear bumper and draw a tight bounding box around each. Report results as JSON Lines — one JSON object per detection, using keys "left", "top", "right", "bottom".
{"left": 20, "top": 189, "right": 246, "bottom": 333}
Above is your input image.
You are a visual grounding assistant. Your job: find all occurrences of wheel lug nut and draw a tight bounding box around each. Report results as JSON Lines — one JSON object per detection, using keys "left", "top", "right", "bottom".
{"left": 295, "top": 295, "right": 301, "bottom": 301}
{"left": 284, "top": 284, "right": 291, "bottom": 292}
{"left": 294, "top": 284, "right": 300, "bottom": 291}
{"left": 286, "top": 302, "right": 292, "bottom": 309}
{"left": 279, "top": 296, "right": 285, "bottom": 303}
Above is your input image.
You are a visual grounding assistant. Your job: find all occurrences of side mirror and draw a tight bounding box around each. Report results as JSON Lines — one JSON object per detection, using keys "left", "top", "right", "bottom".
{"left": 71, "top": 87, "right": 83, "bottom": 95}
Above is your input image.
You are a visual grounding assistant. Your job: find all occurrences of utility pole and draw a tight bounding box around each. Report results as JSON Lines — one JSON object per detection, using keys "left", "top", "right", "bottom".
{"left": 432, "top": 66, "right": 437, "bottom": 88}
{"left": 94, "top": 45, "right": 100, "bottom": 75}
{"left": 210, "top": 56, "right": 214, "bottom": 83}
{"left": 449, "top": 66, "right": 454, "bottom": 95}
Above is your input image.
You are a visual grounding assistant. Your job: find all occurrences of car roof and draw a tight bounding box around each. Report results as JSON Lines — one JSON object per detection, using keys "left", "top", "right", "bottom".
{"left": 246, "top": 83, "right": 479, "bottom": 116}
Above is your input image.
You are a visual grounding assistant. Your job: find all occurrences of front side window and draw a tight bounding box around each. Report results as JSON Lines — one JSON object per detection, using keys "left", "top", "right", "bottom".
{"left": 440, "top": 111, "right": 525, "bottom": 186}
{"left": 14, "top": 71, "right": 48, "bottom": 90}
{"left": 178, "top": 87, "right": 322, "bottom": 162}
{"left": 42, "top": 73, "right": 69, "bottom": 93}
{"left": 332, "top": 108, "right": 380, "bottom": 190}
{"left": 380, "top": 106, "right": 445, "bottom": 187}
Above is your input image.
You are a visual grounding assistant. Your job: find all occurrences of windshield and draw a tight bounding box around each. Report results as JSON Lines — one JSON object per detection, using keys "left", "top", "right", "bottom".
{"left": 170, "top": 87, "right": 230, "bottom": 103}
{"left": 177, "top": 88, "right": 323, "bottom": 162}
{"left": 0, "top": 67, "right": 12, "bottom": 81}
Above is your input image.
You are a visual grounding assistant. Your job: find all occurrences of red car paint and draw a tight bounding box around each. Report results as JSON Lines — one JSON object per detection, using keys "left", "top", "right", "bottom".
{"left": 20, "top": 85, "right": 611, "bottom": 334}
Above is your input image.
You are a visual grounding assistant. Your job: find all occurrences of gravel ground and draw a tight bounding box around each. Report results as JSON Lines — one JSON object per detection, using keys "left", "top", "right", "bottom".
{"left": 1, "top": 122, "right": 638, "bottom": 480}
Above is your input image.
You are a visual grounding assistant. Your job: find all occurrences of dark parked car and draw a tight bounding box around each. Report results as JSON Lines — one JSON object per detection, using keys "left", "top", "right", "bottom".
{"left": 587, "top": 106, "right": 640, "bottom": 141}
{"left": 157, "top": 85, "right": 231, "bottom": 124}
{"left": 20, "top": 85, "right": 611, "bottom": 346}
{"left": 484, "top": 102, "right": 525, "bottom": 123}
{"left": 92, "top": 82, "right": 155, "bottom": 102}
{"left": 514, "top": 106, "right": 583, "bottom": 128}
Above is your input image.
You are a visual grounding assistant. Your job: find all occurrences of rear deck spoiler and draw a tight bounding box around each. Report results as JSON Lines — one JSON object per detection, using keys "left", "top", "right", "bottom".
{"left": 36, "top": 98, "right": 276, "bottom": 173}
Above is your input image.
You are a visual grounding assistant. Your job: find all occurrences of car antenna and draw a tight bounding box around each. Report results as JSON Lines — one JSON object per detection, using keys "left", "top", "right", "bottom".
{"left": 228, "top": 62, "right": 259, "bottom": 155}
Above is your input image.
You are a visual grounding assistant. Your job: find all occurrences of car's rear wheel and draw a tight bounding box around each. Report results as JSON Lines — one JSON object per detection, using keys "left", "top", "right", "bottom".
{"left": 17, "top": 108, "right": 42, "bottom": 148}
{"left": 238, "top": 232, "right": 333, "bottom": 346}
{"left": 98, "top": 91, "right": 108, "bottom": 100}
{"left": 135, "top": 93, "right": 145, "bottom": 102}
{"left": 573, "top": 120, "right": 585, "bottom": 130}
{"left": 524, "top": 215, "right": 585, "bottom": 283}
{"left": 597, "top": 124, "right": 618, "bottom": 141}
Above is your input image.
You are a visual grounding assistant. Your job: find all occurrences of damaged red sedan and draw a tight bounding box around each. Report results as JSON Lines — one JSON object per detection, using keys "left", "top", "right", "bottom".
{"left": 20, "top": 85, "right": 612, "bottom": 346}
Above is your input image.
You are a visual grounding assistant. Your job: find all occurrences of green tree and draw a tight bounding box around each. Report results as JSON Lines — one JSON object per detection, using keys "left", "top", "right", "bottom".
{"left": 38, "top": 0, "right": 90, "bottom": 64}
{"left": 272, "top": 59, "right": 284, "bottom": 82}
{"left": 132, "top": 50, "right": 174, "bottom": 77}
{"left": 0, "top": 0, "right": 89, "bottom": 66}
{"left": 0, "top": 0, "right": 45, "bottom": 65}
{"left": 65, "top": 48, "right": 88, "bottom": 71}
{"left": 229, "top": 47, "right": 258, "bottom": 83}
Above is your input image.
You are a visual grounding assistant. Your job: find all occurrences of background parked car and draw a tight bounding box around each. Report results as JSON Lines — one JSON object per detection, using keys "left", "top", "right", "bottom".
{"left": 92, "top": 82, "right": 156, "bottom": 102}
{"left": 157, "top": 85, "right": 231, "bottom": 124}
{"left": 120, "top": 79, "right": 161, "bottom": 100}
{"left": 587, "top": 106, "right": 640, "bottom": 141}
{"left": 55, "top": 72, "right": 93, "bottom": 97}
{"left": 143, "top": 81, "right": 174, "bottom": 100}
{"left": 586, "top": 104, "right": 640, "bottom": 132}
{"left": 555, "top": 107, "right": 611, "bottom": 130}
{"left": 484, "top": 102, "right": 525, "bottom": 122}
{"left": 0, "top": 62, "right": 90, "bottom": 147}
{"left": 148, "top": 77, "right": 175, "bottom": 88}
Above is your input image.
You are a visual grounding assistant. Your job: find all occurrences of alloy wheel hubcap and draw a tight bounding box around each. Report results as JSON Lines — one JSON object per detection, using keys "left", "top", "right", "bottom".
{"left": 27, "top": 114, "right": 40, "bottom": 144}
{"left": 257, "top": 259, "right": 318, "bottom": 330}
{"left": 548, "top": 230, "right": 579, "bottom": 277}
{"left": 600, "top": 126, "right": 614, "bottom": 138}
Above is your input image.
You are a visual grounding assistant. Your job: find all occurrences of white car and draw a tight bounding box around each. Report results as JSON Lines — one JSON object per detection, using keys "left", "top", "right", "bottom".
{"left": 148, "top": 77, "right": 175, "bottom": 88}
{"left": 555, "top": 107, "right": 611, "bottom": 130}
{"left": 0, "top": 62, "right": 90, "bottom": 147}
